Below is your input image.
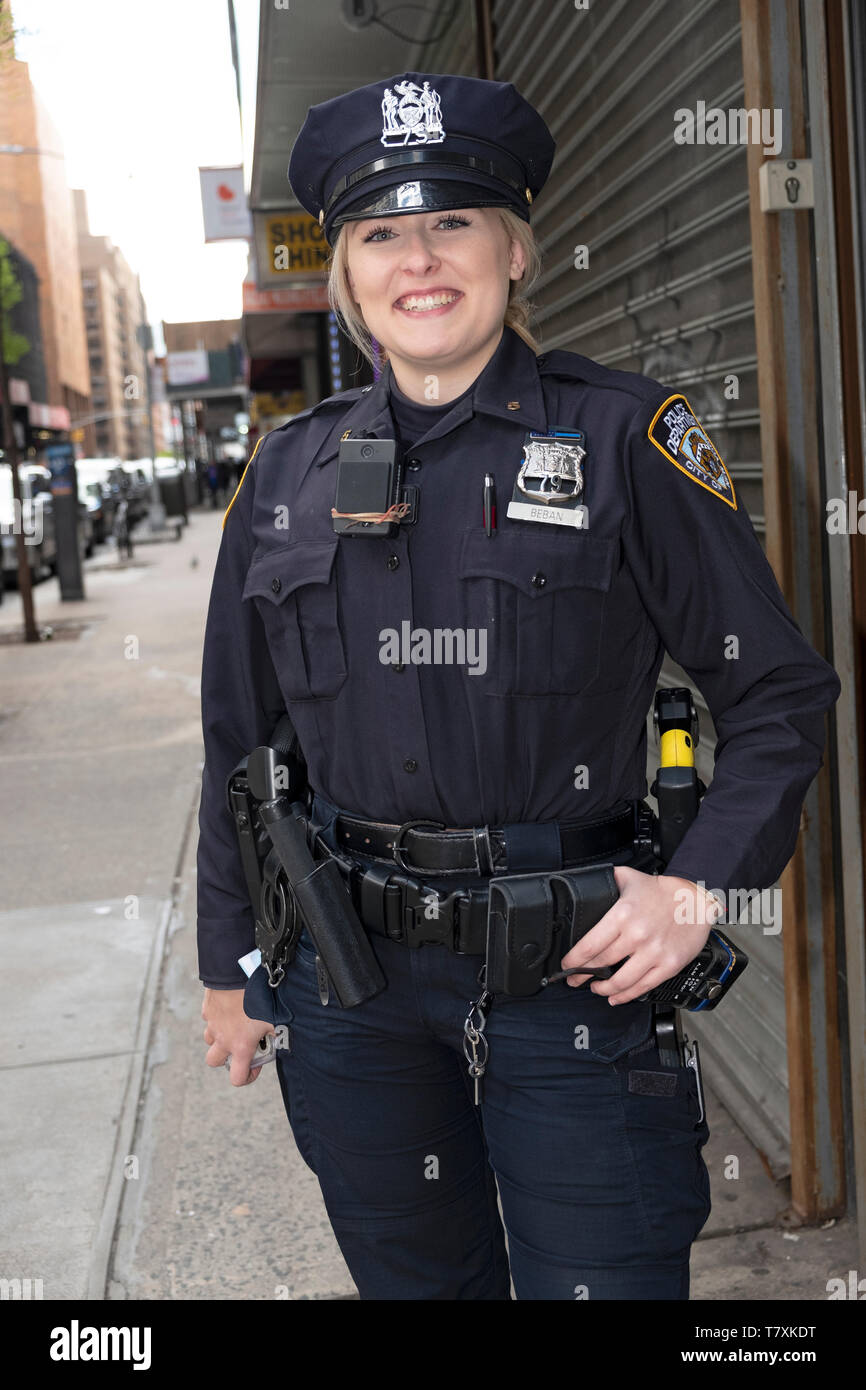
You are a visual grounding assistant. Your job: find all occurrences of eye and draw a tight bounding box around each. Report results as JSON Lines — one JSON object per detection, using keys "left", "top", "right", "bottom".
{"left": 362, "top": 223, "right": 395, "bottom": 242}
{"left": 361, "top": 213, "right": 472, "bottom": 242}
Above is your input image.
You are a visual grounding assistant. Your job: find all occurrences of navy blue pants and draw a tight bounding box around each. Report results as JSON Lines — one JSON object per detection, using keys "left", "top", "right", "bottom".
{"left": 244, "top": 865, "right": 712, "bottom": 1301}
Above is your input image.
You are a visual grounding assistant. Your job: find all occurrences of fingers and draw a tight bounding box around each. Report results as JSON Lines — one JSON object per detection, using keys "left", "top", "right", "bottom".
{"left": 591, "top": 949, "right": 672, "bottom": 1000}
{"left": 611, "top": 863, "right": 643, "bottom": 891}
{"left": 560, "top": 914, "right": 622, "bottom": 972}
{"left": 603, "top": 959, "right": 682, "bottom": 1006}
{"left": 205, "top": 1040, "right": 229, "bottom": 1070}
{"left": 229, "top": 1055, "right": 255, "bottom": 1086}
{"left": 228, "top": 1048, "right": 267, "bottom": 1086}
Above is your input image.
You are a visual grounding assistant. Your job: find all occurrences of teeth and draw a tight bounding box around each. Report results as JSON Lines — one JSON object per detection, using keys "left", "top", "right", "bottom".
{"left": 398, "top": 292, "right": 460, "bottom": 311}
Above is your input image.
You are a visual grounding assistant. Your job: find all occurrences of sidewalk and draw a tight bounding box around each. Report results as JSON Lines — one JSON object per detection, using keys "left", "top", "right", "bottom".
{"left": 0, "top": 510, "right": 858, "bottom": 1301}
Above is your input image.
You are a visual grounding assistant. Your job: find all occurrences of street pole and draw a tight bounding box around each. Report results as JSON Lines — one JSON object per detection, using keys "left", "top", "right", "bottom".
{"left": 137, "top": 321, "right": 165, "bottom": 531}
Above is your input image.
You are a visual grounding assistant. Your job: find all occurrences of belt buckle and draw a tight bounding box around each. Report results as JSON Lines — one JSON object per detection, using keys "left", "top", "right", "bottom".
{"left": 471, "top": 824, "right": 496, "bottom": 876}
{"left": 400, "top": 879, "right": 461, "bottom": 948}
{"left": 392, "top": 819, "right": 446, "bottom": 874}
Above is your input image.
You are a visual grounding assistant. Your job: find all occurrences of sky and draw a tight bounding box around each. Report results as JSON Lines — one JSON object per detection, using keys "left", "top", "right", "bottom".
{"left": 11, "top": 0, "right": 261, "bottom": 337}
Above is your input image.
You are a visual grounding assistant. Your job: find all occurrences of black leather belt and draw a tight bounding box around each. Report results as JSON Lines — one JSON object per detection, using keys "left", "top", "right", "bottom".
{"left": 332, "top": 804, "right": 639, "bottom": 876}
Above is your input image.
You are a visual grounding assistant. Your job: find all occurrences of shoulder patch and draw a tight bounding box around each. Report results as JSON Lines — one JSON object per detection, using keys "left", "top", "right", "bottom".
{"left": 647, "top": 394, "right": 737, "bottom": 509}
{"left": 222, "top": 435, "right": 264, "bottom": 530}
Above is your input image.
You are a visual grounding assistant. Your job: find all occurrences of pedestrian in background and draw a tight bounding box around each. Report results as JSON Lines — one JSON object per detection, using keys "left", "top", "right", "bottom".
{"left": 112, "top": 495, "right": 133, "bottom": 560}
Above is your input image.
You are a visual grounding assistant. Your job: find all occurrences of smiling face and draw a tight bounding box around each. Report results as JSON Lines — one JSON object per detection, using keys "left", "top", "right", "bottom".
{"left": 342, "top": 206, "right": 526, "bottom": 394}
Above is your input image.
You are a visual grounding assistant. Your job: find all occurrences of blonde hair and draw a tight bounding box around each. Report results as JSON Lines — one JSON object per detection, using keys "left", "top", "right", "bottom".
{"left": 326, "top": 206, "right": 542, "bottom": 368}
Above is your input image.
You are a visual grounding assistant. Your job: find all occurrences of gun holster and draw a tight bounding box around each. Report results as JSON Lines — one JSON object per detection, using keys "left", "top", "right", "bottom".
{"left": 226, "top": 717, "right": 386, "bottom": 1006}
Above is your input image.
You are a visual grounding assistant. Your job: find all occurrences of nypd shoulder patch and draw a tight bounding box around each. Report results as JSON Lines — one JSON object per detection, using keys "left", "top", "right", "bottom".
{"left": 647, "top": 394, "right": 737, "bottom": 510}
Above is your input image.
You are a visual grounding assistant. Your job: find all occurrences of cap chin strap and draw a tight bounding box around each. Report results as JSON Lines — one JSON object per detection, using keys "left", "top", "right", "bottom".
{"left": 324, "top": 147, "right": 529, "bottom": 215}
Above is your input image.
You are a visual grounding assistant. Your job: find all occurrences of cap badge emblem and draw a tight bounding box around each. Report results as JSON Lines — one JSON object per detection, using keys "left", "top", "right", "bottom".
{"left": 381, "top": 81, "right": 445, "bottom": 146}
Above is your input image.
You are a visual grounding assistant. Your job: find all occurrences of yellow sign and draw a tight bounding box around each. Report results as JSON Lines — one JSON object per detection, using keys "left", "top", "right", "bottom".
{"left": 264, "top": 214, "right": 328, "bottom": 276}
{"left": 250, "top": 391, "right": 306, "bottom": 425}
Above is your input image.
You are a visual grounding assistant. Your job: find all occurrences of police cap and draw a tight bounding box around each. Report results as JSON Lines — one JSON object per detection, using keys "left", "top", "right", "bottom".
{"left": 288, "top": 72, "right": 556, "bottom": 246}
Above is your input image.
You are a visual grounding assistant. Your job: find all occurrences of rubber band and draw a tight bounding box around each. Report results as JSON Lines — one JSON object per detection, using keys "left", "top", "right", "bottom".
{"left": 330, "top": 501, "right": 411, "bottom": 528}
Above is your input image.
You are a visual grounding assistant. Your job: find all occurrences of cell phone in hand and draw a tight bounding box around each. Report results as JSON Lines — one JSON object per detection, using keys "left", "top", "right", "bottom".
{"left": 224, "top": 1033, "right": 276, "bottom": 1072}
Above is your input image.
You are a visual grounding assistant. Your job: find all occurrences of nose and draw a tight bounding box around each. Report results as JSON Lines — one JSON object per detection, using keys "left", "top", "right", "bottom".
{"left": 399, "top": 227, "right": 440, "bottom": 275}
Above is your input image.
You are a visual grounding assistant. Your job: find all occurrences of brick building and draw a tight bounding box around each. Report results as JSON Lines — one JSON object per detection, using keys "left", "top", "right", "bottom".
{"left": 74, "top": 190, "right": 151, "bottom": 460}
{"left": 0, "top": 57, "right": 89, "bottom": 442}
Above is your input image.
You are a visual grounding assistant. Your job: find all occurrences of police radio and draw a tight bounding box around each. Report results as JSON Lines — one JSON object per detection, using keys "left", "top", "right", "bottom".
{"left": 331, "top": 436, "right": 418, "bottom": 536}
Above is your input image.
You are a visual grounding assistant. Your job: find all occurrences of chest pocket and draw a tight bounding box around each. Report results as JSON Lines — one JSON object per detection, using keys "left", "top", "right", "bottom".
{"left": 242, "top": 539, "right": 346, "bottom": 700}
{"left": 458, "top": 527, "right": 616, "bottom": 696}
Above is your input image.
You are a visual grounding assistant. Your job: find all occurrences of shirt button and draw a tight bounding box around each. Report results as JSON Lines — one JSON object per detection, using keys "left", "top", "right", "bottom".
{"left": 407, "top": 458, "right": 422, "bottom": 471}
{"left": 271, "top": 577, "right": 282, "bottom": 594}
{"left": 392, "top": 662, "right": 405, "bottom": 673}
{"left": 403, "top": 758, "right": 418, "bottom": 773}
{"left": 531, "top": 572, "right": 547, "bottom": 588}
{"left": 387, "top": 554, "right": 400, "bottom": 570}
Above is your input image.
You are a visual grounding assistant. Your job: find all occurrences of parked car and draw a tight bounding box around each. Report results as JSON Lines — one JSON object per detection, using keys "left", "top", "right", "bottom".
{"left": 153, "top": 460, "right": 183, "bottom": 483}
{"left": 0, "top": 463, "right": 57, "bottom": 582}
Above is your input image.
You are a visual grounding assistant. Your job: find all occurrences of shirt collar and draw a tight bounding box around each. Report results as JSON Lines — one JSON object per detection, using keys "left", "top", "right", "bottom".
{"left": 312, "top": 325, "right": 548, "bottom": 467}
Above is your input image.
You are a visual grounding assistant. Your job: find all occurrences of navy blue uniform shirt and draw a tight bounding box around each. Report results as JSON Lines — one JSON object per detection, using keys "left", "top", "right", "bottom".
{"left": 196, "top": 325, "right": 841, "bottom": 987}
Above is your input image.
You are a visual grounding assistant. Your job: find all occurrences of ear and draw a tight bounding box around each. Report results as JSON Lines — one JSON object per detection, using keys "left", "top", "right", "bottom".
{"left": 508, "top": 237, "right": 527, "bottom": 282}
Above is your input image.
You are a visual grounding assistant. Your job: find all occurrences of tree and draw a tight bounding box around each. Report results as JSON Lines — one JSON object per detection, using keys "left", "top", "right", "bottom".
{"left": 0, "top": 236, "right": 38, "bottom": 640}
{"left": 0, "top": 0, "right": 21, "bottom": 70}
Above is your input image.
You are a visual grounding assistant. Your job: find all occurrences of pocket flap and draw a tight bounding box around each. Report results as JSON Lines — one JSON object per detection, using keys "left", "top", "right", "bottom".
{"left": 458, "top": 527, "right": 616, "bottom": 596}
{"left": 242, "top": 539, "right": 339, "bottom": 604}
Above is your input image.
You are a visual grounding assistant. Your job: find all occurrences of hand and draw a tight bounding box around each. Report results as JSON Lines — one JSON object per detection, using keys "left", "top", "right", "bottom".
{"left": 559, "top": 868, "right": 723, "bottom": 1006}
{"left": 201, "top": 988, "right": 275, "bottom": 1087}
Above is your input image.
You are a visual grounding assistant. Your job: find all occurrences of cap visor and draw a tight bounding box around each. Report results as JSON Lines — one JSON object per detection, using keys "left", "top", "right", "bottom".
{"left": 333, "top": 178, "right": 513, "bottom": 225}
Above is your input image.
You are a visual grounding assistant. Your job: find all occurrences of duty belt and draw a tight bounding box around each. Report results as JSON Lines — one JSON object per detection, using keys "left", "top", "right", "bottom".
{"left": 315, "top": 802, "right": 648, "bottom": 954}
{"left": 331, "top": 804, "right": 639, "bottom": 876}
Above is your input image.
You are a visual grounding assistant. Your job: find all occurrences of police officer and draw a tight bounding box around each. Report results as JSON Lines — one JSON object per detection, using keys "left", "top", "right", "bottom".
{"left": 198, "top": 72, "right": 841, "bottom": 1300}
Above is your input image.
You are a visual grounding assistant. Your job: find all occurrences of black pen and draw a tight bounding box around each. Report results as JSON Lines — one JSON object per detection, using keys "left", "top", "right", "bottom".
{"left": 483, "top": 473, "right": 496, "bottom": 536}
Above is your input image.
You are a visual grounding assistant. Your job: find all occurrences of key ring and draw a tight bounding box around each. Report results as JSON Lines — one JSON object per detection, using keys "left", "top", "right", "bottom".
{"left": 463, "top": 1026, "right": 489, "bottom": 1072}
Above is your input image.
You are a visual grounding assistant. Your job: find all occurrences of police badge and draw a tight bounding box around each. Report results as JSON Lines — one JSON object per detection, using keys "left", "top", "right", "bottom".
{"left": 506, "top": 430, "right": 589, "bottom": 529}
